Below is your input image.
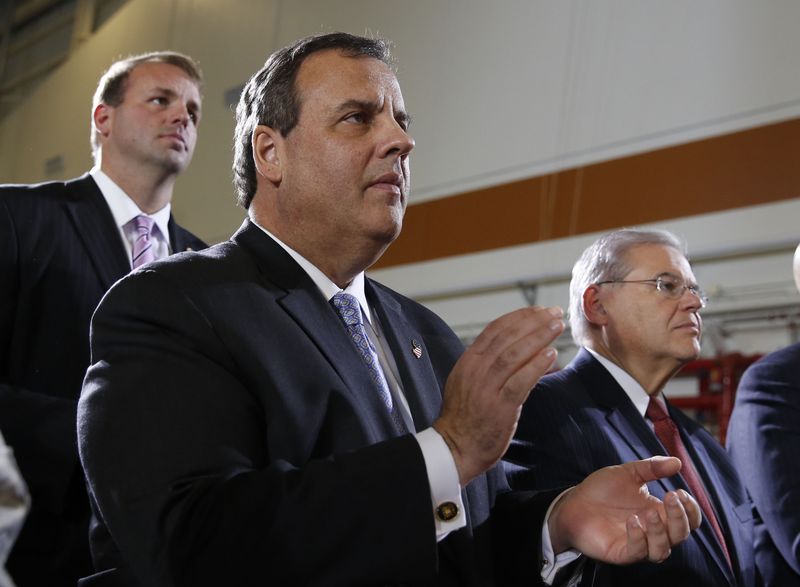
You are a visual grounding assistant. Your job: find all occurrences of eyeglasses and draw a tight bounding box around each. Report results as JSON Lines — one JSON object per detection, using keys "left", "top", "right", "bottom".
{"left": 596, "top": 274, "right": 708, "bottom": 308}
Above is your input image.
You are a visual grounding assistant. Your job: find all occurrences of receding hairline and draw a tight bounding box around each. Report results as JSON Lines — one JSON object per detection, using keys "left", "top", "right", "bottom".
{"left": 286, "top": 48, "right": 404, "bottom": 131}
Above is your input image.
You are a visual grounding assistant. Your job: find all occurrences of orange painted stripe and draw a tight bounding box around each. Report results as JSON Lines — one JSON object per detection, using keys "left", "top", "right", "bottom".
{"left": 375, "top": 117, "right": 800, "bottom": 268}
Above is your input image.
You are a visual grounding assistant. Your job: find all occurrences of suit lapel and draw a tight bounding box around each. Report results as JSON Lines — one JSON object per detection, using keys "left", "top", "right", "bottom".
{"left": 367, "top": 282, "right": 445, "bottom": 431}
{"left": 62, "top": 174, "right": 130, "bottom": 289}
{"left": 234, "top": 220, "right": 404, "bottom": 439}
{"left": 573, "top": 351, "right": 672, "bottom": 489}
{"left": 167, "top": 216, "right": 202, "bottom": 253}
{"left": 575, "top": 351, "right": 734, "bottom": 582}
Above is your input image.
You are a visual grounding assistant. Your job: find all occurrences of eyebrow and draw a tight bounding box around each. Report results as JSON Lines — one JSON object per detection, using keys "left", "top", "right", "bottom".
{"left": 656, "top": 271, "right": 699, "bottom": 287}
{"left": 150, "top": 86, "right": 202, "bottom": 114}
{"left": 334, "top": 99, "right": 411, "bottom": 128}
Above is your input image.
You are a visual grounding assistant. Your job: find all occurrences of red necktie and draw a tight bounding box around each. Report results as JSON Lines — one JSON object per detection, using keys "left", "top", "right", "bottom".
{"left": 646, "top": 397, "right": 732, "bottom": 567}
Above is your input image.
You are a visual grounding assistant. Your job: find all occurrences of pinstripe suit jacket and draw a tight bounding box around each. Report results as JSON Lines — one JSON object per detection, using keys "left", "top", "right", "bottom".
{"left": 0, "top": 174, "right": 205, "bottom": 586}
{"left": 505, "top": 348, "right": 758, "bottom": 587}
{"left": 728, "top": 343, "right": 800, "bottom": 586}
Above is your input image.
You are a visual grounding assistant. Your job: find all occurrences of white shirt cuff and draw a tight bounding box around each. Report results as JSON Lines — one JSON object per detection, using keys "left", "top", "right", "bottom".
{"left": 541, "top": 488, "right": 582, "bottom": 584}
{"left": 415, "top": 427, "right": 466, "bottom": 541}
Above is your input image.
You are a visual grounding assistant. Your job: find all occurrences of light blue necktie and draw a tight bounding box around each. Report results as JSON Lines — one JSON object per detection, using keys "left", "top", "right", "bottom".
{"left": 331, "top": 292, "right": 406, "bottom": 433}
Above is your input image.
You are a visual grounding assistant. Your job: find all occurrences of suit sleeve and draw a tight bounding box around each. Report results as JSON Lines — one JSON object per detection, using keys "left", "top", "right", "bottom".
{"left": 727, "top": 356, "right": 800, "bottom": 574}
{"left": 78, "top": 268, "right": 440, "bottom": 586}
{"left": 0, "top": 194, "right": 80, "bottom": 515}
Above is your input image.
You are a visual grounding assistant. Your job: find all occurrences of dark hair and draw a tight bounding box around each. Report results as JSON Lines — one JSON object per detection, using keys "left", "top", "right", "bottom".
{"left": 232, "top": 32, "right": 391, "bottom": 209}
{"left": 91, "top": 51, "right": 203, "bottom": 161}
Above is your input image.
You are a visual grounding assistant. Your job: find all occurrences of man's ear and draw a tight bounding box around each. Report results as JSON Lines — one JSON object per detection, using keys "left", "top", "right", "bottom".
{"left": 93, "top": 103, "right": 113, "bottom": 139}
{"left": 253, "top": 125, "right": 283, "bottom": 184}
{"left": 582, "top": 285, "right": 609, "bottom": 327}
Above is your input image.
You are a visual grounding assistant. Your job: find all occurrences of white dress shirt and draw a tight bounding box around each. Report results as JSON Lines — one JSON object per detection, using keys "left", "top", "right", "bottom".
{"left": 90, "top": 168, "right": 172, "bottom": 266}
{"left": 251, "top": 221, "right": 577, "bottom": 582}
{"left": 251, "top": 222, "right": 466, "bottom": 540}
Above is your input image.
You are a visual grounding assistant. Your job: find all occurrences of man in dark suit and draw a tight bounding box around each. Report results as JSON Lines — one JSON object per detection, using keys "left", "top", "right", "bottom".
{"left": 0, "top": 51, "right": 206, "bottom": 585}
{"left": 78, "top": 34, "right": 701, "bottom": 586}
{"left": 727, "top": 244, "right": 800, "bottom": 586}
{"left": 506, "top": 228, "right": 758, "bottom": 586}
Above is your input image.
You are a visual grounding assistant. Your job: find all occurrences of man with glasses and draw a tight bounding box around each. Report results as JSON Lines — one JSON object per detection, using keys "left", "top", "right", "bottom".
{"left": 505, "top": 228, "right": 757, "bottom": 586}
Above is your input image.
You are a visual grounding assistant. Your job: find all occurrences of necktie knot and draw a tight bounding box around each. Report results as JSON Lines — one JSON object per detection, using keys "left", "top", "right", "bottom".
{"left": 646, "top": 397, "right": 670, "bottom": 422}
{"left": 133, "top": 214, "right": 155, "bottom": 234}
{"left": 331, "top": 292, "right": 363, "bottom": 326}
{"left": 129, "top": 214, "right": 157, "bottom": 268}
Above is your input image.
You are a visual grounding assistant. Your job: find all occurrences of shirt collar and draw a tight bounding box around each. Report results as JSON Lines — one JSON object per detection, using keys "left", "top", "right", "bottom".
{"left": 584, "top": 347, "right": 654, "bottom": 418}
{"left": 251, "top": 221, "right": 372, "bottom": 323}
{"left": 90, "top": 167, "right": 172, "bottom": 240}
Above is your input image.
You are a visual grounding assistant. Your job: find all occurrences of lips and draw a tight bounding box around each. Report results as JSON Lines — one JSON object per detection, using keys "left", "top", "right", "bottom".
{"left": 674, "top": 320, "right": 701, "bottom": 334}
{"left": 160, "top": 131, "right": 187, "bottom": 149}
{"left": 368, "top": 172, "right": 404, "bottom": 195}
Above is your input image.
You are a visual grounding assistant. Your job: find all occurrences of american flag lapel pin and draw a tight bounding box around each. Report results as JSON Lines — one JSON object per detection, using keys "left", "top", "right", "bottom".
{"left": 411, "top": 339, "right": 423, "bottom": 359}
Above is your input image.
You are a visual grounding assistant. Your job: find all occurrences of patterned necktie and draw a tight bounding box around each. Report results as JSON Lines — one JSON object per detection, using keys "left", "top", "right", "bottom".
{"left": 331, "top": 292, "right": 406, "bottom": 433}
{"left": 130, "top": 215, "right": 156, "bottom": 269}
{"left": 646, "top": 397, "right": 732, "bottom": 566}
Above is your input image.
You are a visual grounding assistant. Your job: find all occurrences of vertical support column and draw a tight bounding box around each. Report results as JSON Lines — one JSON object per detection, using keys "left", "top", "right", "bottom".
{"left": 0, "top": 0, "right": 16, "bottom": 83}
{"left": 70, "top": 0, "right": 96, "bottom": 51}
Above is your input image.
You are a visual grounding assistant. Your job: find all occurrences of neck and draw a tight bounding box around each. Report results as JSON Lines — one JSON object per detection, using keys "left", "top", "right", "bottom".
{"left": 588, "top": 341, "right": 683, "bottom": 396}
{"left": 249, "top": 200, "right": 390, "bottom": 290}
{"left": 100, "top": 161, "right": 177, "bottom": 214}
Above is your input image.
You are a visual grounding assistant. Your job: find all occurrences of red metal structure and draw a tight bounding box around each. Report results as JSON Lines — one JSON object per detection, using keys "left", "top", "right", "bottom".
{"left": 670, "top": 354, "right": 762, "bottom": 444}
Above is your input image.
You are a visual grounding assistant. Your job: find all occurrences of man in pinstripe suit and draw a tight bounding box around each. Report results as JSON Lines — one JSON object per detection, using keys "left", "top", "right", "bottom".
{"left": 0, "top": 51, "right": 205, "bottom": 586}
{"left": 505, "top": 228, "right": 758, "bottom": 586}
{"left": 727, "top": 244, "right": 800, "bottom": 586}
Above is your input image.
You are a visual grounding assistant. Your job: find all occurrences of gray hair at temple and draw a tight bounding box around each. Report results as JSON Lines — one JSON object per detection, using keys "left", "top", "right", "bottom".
{"left": 569, "top": 228, "right": 687, "bottom": 346}
{"left": 232, "top": 32, "right": 392, "bottom": 209}
{"left": 90, "top": 51, "right": 203, "bottom": 163}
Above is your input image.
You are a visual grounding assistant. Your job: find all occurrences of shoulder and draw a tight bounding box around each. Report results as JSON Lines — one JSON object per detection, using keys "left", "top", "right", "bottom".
{"left": 531, "top": 357, "right": 588, "bottom": 402}
{"left": 0, "top": 174, "right": 95, "bottom": 212}
{"left": 94, "top": 241, "right": 251, "bottom": 339}
{"left": 129, "top": 240, "right": 248, "bottom": 288}
{"left": 744, "top": 343, "right": 800, "bottom": 382}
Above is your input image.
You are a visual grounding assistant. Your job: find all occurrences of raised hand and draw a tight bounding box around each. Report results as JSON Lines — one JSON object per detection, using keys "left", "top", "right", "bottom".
{"left": 548, "top": 456, "right": 702, "bottom": 563}
{"left": 434, "top": 306, "right": 564, "bottom": 485}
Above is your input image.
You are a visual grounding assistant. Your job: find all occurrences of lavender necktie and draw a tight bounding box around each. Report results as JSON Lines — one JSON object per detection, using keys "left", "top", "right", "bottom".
{"left": 130, "top": 215, "right": 156, "bottom": 269}
{"left": 331, "top": 292, "right": 406, "bottom": 433}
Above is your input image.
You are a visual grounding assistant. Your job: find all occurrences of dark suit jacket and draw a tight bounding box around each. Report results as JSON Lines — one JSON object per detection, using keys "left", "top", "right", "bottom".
{"left": 0, "top": 174, "right": 205, "bottom": 586}
{"left": 505, "top": 348, "right": 758, "bottom": 587}
{"left": 727, "top": 343, "right": 800, "bottom": 586}
{"left": 77, "top": 219, "right": 552, "bottom": 587}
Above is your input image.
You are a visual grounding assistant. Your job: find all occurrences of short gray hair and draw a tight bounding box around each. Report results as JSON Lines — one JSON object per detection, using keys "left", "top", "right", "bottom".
{"left": 569, "top": 228, "right": 687, "bottom": 346}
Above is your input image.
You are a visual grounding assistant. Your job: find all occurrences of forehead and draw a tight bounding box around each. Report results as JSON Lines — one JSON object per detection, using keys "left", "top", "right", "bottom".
{"left": 624, "top": 243, "right": 694, "bottom": 278}
{"left": 294, "top": 49, "right": 403, "bottom": 113}
{"left": 124, "top": 62, "right": 201, "bottom": 100}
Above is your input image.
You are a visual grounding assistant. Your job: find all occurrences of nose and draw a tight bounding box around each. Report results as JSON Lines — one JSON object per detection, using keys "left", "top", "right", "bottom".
{"left": 377, "top": 117, "right": 414, "bottom": 160}
{"left": 169, "top": 102, "right": 190, "bottom": 127}
{"left": 681, "top": 286, "right": 705, "bottom": 311}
